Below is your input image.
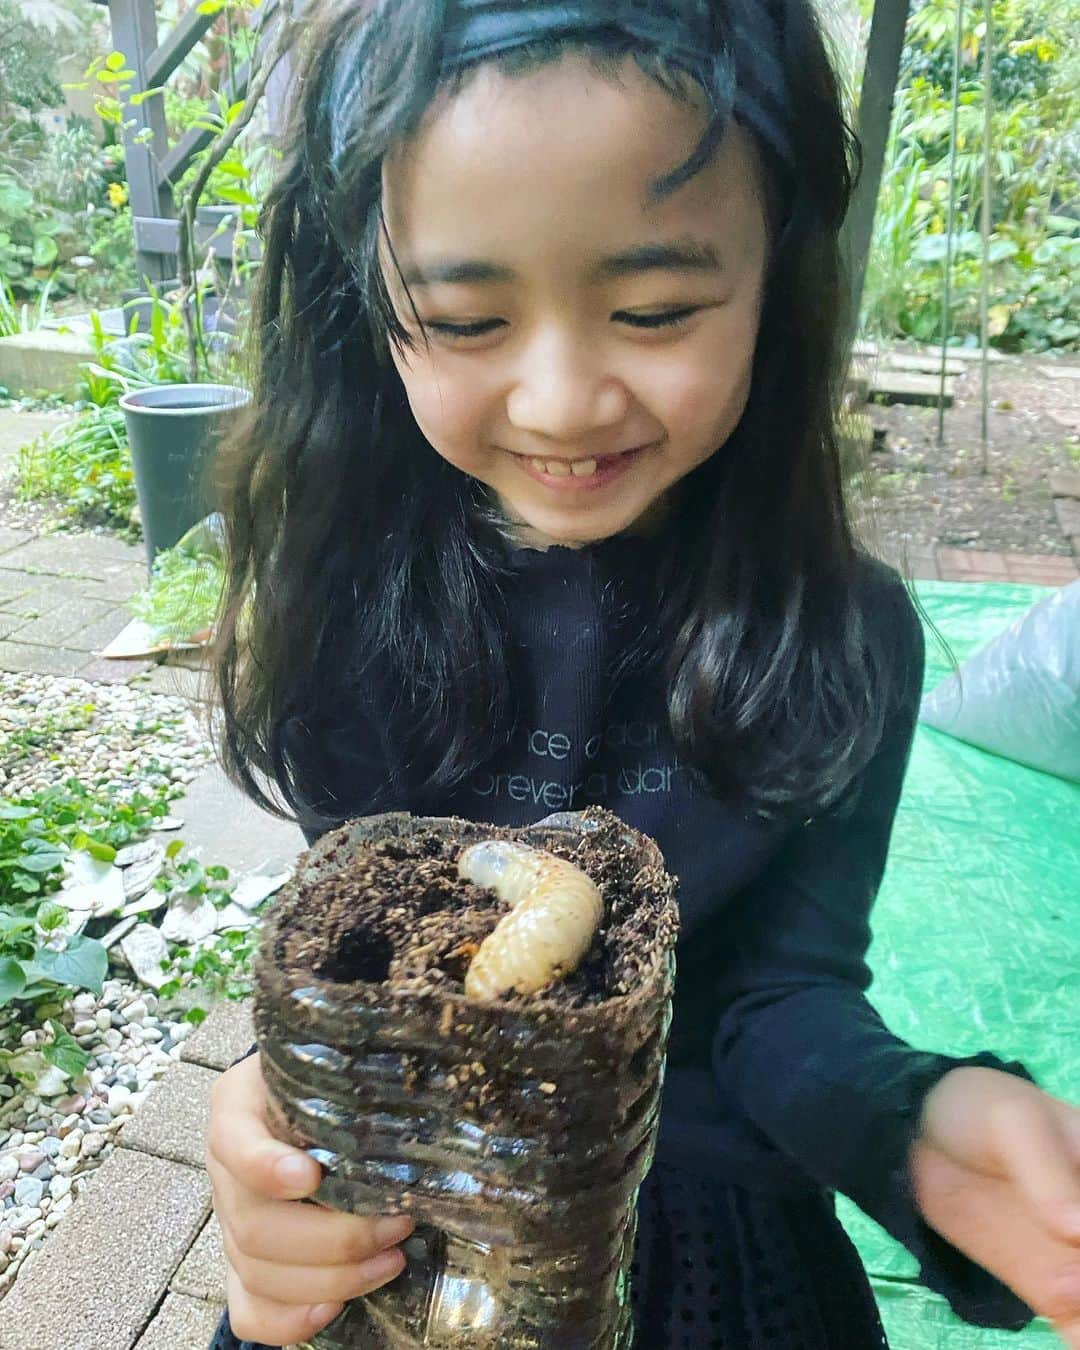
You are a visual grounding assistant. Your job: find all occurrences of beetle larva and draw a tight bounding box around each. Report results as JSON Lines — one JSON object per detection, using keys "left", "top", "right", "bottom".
{"left": 457, "top": 840, "right": 603, "bottom": 1001}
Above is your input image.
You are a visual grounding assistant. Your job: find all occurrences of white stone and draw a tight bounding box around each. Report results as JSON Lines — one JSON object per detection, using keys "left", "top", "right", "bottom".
{"left": 72, "top": 993, "right": 96, "bottom": 1014}
{"left": 48, "top": 1174, "right": 71, "bottom": 1200}
{"left": 78, "top": 1132, "right": 106, "bottom": 1159}
{"left": 118, "top": 926, "right": 171, "bottom": 990}
{"left": 34, "top": 1065, "right": 70, "bottom": 1098}
{"left": 94, "top": 1009, "right": 112, "bottom": 1031}
{"left": 13, "top": 1176, "right": 43, "bottom": 1207}
{"left": 59, "top": 1134, "right": 81, "bottom": 1159}
{"left": 0, "top": 1157, "right": 17, "bottom": 1183}
{"left": 102, "top": 1028, "right": 123, "bottom": 1050}
{"left": 106, "top": 1084, "right": 132, "bottom": 1114}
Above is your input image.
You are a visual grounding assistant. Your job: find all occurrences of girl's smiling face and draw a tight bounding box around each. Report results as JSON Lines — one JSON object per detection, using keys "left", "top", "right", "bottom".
{"left": 380, "top": 53, "right": 770, "bottom": 547}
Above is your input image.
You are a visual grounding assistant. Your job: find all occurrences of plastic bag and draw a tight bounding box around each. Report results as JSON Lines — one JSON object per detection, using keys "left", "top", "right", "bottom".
{"left": 920, "top": 578, "right": 1080, "bottom": 782}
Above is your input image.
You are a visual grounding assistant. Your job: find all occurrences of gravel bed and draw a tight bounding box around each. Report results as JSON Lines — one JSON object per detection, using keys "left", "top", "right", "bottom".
{"left": 0, "top": 668, "right": 220, "bottom": 1298}
{"left": 0, "top": 670, "right": 214, "bottom": 800}
{"left": 0, "top": 982, "right": 195, "bottom": 1296}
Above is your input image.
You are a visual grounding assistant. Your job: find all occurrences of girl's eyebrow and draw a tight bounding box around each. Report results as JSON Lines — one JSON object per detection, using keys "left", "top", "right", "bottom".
{"left": 401, "top": 238, "right": 723, "bottom": 287}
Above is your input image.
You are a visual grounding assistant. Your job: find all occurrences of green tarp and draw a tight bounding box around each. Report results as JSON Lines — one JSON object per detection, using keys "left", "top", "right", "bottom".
{"left": 839, "top": 582, "right": 1080, "bottom": 1348}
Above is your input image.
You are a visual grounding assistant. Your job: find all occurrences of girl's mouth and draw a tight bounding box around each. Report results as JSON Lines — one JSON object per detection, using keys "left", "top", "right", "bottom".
{"left": 515, "top": 443, "right": 654, "bottom": 490}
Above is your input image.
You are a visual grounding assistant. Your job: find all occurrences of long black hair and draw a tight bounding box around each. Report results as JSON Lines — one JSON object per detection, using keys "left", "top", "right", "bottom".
{"left": 213, "top": 0, "right": 902, "bottom": 827}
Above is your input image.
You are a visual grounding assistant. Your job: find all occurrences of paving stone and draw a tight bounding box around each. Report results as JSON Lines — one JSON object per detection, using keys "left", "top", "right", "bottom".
{"left": 7, "top": 597, "right": 119, "bottom": 645}
{"left": 132, "top": 1293, "right": 226, "bottom": 1350}
{"left": 118, "top": 1061, "right": 217, "bottom": 1169}
{"left": 182, "top": 999, "right": 255, "bottom": 1073}
{"left": 171, "top": 1212, "right": 227, "bottom": 1303}
{"left": 936, "top": 547, "right": 1009, "bottom": 577}
{"left": 0, "top": 640, "right": 88, "bottom": 676}
{"left": 0, "top": 532, "right": 141, "bottom": 578}
{"left": 0, "top": 1146, "right": 211, "bottom": 1350}
{"left": 74, "top": 566, "right": 148, "bottom": 603}
{"left": 173, "top": 759, "right": 307, "bottom": 877}
{"left": 63, "top": 608, "right": 134, "bottom": 654}
{"left": 1053, "top": 497, "right": 1080, "bottom": 539}
{"left": 871, "top": 370, "right": 955, "bottom": 406}
{"left": 1001, "top": 552, "right": 1078, "bottom": 585}
{"left": 134, "top": 661, "right": 211, "bottom": 702}
{"left": 1049, "top": 470, "right": 1080, "bottom": 500}
{"left": 0, "top": 526, "right": 35, "bottom": 555}
{"left": 0, "top": 410, "right": 72, "bottom": 466}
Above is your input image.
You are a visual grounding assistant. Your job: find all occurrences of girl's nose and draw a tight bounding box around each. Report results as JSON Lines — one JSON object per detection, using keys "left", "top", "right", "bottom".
{"left": 505, "top": 333, "right": 629, "bottom": 442}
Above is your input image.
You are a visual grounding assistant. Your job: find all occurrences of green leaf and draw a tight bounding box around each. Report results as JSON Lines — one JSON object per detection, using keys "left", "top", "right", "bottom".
{"left": 0, "top": 957, "right": 26, "bottom": 1007}
{"left": 225, "top": 100, "right": 246, "bottom": 125}
{"left": 15, "top": 847, "right": 65, "bottom": 874}
{"left": 85, "top": 840, "right": 117, "bottom": 863}
{"left": 166, "top": 839, "right": 184, "bottom": 860}
{"left": 32, "top": 237, "right": 59, "bottom": 268}
{"left": 0, "top": 804, "right": 36, "bottom": 820}
{"left": 43, "top": 1019, "right": 89, "bottom": 1078}
{"left": 105, "top": 51, "right": 128, "bottom": 72}
{"left": 38, "top": 935, "right": 107, "bottom": 995}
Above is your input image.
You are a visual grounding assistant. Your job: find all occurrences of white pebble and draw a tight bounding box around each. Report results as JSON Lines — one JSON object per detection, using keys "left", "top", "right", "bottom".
{"left": 49, "top": 1175, "right": 71, "bottom": 1200}
{"left": 0, "top": 1157, "right": 17, "bottom": 1183}
{"left": 94, "top": 1010, "right": 112, "bottom": 1032}
{"left": 106, "top": 1085, "right": 132, "bottom": 1114}
{"left": 59, "top": 1134, "right": 80, "bottom": 1159}
{"left": 123, "top": 1000, "right": 148, "bottom": 1024}
{"left": 34, "top": 1066, "right": 69, "bottom": 1098}
{"left": 79, "top": 1133, "right": 106, "bottom": 1159}
{"left": 13, "top": 1176, "right": 43, "bottom": 1207}
{"left": 71, "top": 1019, "right": 96, "bottom": 1037}
{"left": 72, "top": 993, "right": 96, "bottom": 1015}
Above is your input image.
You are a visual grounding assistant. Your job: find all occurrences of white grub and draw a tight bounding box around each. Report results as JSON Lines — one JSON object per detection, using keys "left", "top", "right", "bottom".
{"left": 457, "top": 841, "right": 602, "bottom": 1002}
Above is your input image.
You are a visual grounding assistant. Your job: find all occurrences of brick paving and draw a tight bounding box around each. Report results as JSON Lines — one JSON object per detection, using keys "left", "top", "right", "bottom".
{"left": 0, "top": 1003, "right": 252, "bottom": 1350}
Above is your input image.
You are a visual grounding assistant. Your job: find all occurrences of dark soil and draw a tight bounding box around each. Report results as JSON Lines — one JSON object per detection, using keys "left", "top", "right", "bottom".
{"left": 277, "top": 811, "right": 675, "bottom": 1012}
{"left": 857, "top": 349, "right": 1080, "bottom": 558}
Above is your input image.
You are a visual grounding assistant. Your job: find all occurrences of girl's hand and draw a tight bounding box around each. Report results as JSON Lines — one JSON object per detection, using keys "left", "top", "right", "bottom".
{"left": 911, "top": 1067, "right": 1080, "bottom": 1348}
{"left": 205, "top": 1052, "right": 415, "bottom": 1346}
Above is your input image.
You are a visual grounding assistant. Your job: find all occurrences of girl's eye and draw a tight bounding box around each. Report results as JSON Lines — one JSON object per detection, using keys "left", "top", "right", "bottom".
{"left": 425, "top": 319, "right": 504, "bottom": 339}
{"left": 423, "top": 306, "right": 704, "bottom": 341}
{"left": 617, "top": 306, "right": 703, "bottom": 329}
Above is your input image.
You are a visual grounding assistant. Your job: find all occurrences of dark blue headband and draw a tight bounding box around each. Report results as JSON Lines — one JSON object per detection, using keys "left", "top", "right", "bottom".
{"left": 440, "top": 0, "right": 793, "bottom": 165}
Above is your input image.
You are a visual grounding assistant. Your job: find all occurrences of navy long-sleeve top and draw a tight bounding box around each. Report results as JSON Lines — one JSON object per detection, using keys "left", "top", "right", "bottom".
{"left": 279, "top": 535, "right": 1032, "bottom": 1330}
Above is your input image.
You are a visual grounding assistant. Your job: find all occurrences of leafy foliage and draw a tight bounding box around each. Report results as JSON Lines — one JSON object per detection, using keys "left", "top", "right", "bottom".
{"left": 860, "top": 0, "right": 1080, "bottom": 351}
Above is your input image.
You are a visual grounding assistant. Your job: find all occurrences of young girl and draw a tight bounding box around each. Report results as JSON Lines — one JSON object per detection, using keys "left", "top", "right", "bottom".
{"left": 204, "top": 1, "right": 1080, "bottom": 1346}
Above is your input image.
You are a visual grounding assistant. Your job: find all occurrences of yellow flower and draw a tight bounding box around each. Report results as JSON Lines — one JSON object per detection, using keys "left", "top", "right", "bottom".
{"left": 107, "top": 181, "right": 128, "bottom": 210}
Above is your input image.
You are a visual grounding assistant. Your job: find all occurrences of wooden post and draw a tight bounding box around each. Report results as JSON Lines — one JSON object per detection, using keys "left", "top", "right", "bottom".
{"left": 107, "top": 0, "right": 175, "bottom": 287}
{"left": 841, "top": 0, "right": 913, "bottom": 344}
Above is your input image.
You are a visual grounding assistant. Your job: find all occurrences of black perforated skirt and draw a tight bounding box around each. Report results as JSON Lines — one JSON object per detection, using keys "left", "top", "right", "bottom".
{"left": 209, "top": 1164, "right": 890, "bottom": 1350}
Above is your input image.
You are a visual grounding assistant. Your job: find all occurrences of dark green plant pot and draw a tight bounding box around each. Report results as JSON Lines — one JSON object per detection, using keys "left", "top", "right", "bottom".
{"left": 119, "top": 383, "right": 249, "bottom": 569}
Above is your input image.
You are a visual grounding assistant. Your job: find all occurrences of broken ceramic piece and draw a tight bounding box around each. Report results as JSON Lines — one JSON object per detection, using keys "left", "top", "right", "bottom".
{"left": 161, "top": 894, "right": 218, "bottom": 943}
{"left": 60, "top": 852, "right": 126, "bottom": 918}
{"left": 119, "top": 923, "right": 171, "bottom": 989}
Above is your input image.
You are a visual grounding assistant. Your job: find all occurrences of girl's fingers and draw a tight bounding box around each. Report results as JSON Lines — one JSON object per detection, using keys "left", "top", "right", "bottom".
{"left": 223, "top": 1236, "right": 408, "bottom": 1307}
{"left": 990, "top": 1094, "right": 1080, "bottom": 1243}
{"left": 912, "top": 1141, "right": 1080, "bottom": 1346}
{"left": 222, "top": 1196, "right": 414, "bottom": 1267}
{"left": 206, "top": 1054, "right": 323, "bottom": 1201}
{"left": 225, "top": 1263, "right": 343, "bottom": 1346}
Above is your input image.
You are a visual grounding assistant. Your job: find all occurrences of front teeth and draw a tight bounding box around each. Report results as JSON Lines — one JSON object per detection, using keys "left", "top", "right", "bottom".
{"left": 530, "top": 457, "right": 599, "bottom": 478}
